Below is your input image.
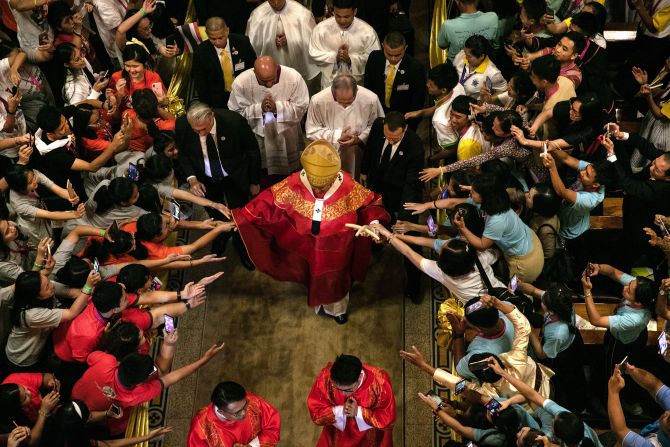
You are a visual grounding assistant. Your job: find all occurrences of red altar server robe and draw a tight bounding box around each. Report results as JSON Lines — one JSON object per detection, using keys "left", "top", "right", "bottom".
{"left": 232, "top": 171, "right": 389, "bottom": 307}
{"left": 308, "top": 363, "right": 396, "bottom": 447}
{"left": 187, "top": 393, "right": 281, "bottom": 447}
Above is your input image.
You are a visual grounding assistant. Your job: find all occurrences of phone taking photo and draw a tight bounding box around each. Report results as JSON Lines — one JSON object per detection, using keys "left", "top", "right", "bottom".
{"left": 659, "top": 332, "right": 668, "bottom": 356}
{"left": 619, "top": 355, "right": 629, "bottom": 373}
{"left": 93, "top": 257, "right": 100, "bottom": 273}
{"left": 66, "top": 179, "right": 76, "bottom": 201}
{"left": 454, "top": 379, "right": 466, "bottom": 395}
{"left": 426, "top": 390, "right": 443, "bottom": 406}
{"left": 486, "top": 398, "right": 502, "bottom": 414}
{"left": 171, "top": 201, "right": 181, "bottom": 221}
{"left": 427, "top": 215, "right": 436, "bottom": 236}
{"left": 127, "top": 162, "right": 139, "bottom": 182}
{"left": 466, "top": 300, "right": 484, "bottom": 315}
{"left": 150, "top": 277, "right": 162, "bottom": 291}
{"left": 469, "top": 359, "right": 490, "bottom": 372}
{"left": 164, "top": 314, "right": 175, "bottom": 333}
{"left": 109, "top": 403, "right": 122, "bottom": 418}
{"left": 509, "top": 275, "right": 518, "bottom": 293}
{"left": 110, "top": 220, "right": 119, "bottom": 234}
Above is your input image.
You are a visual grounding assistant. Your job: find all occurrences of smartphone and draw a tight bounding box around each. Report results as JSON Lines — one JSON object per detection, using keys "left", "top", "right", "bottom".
{"left": 466, "top": 300, "right": 484, "bottom": 315}
{"left": 66, "top": 179, "right": 76, "bottom": 201}
{"left": 486, "top": 398, "right": 502, "bottom": 414}
{"left": 542, "top": 141, "right": 548, "bottom": 157}
{"left": 516, "top": 47, "right": 523, "bottom": 57}
{"left": 150, "top": 277, "right": 162, "bottom": 291}
{"left": 164, "top": 314, "right": 175, "bottom": 333}
{"left": 46, "top": 242, "right": 51, "bottom": 259}
{"left": 458, "top": 208, "right": 466, "bottom": 217}
{"left": 619, "top": 355, "right": 629, "bottom": 373}
{"left": 38, "top": 30, "right": 49, "bottom": 46}
{"left": 29, "top": 132, "right": 35, "bottom": 147}
{"left": 171, "top": 201, "right": 181, "bottom": 221}
{"left": 441, "top": 188, "right": 449, "bottom": 199}
{"left": 425, "top": 390, "right": 443, "bottom": 406}
{"left": 109, "top": 403, "right": 122, "bottom": 418}
{"left": 469, "top": 359, "right": 490, "bottom": 372}
{"left": 427, "top": 215, "right": 436, "bottom": 236}
{"left": 127, "top": 162, "right": 139, "bottom": 182}
{"left": 99, "top": 70, "right": 109, "bottom": 80}
{"left": 93, "top": 257, "right": 100, "bottom": 273}
{"left": 110, "top": 220, "right": 119, "bottom": 234}
{"left": 166, "top": 34, "right": 176, "bottom": 47}
{"left": 509, "top": 275, "right": 518, "bottom": 293}
{"left": 545, "top": 6, "right": 555, "bottom": 18}
{"left": 660, "top": 332, "right": 668, "bottom": 356}
{"left": 454, "top": 379, "right": 466, "bottom": 395}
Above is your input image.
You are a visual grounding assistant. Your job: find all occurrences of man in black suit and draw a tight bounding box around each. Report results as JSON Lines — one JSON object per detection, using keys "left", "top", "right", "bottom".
{"left": 363, "top": 32, "right": 426, "bottom": 129}
{"left": 192, "top": 17, "right": 257, "bottom": 109}
{"left": 176, "top": 102, "right": 261, "bottom": 270}
{"left": 361, "top": 111, "right": 424, "bottom": 302}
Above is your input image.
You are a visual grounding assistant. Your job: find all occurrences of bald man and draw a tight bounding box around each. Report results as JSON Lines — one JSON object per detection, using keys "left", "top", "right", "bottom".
{"left": 228, "top": 55, "right": 310, "bottom": 187}
{"left": 192, "top": 16, "right": 257, "bottom": 109}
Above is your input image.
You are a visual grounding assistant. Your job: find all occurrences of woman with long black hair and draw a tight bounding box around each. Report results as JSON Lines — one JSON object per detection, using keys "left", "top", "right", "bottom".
{"left": 109, "top": 43, "right": 167, "bottom": 112}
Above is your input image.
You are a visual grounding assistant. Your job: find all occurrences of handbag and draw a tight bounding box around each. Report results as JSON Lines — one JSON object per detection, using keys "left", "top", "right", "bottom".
{"left": 537, "top": 223, "right": 576, "bottom": 283}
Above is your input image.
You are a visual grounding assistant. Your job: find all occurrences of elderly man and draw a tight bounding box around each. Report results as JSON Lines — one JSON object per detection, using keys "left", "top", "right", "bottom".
{"left": 308, "top": 0, "right": 380, "bottom": 90}
{"left": 246, "top": 0, "right": 319, "bottom": 88}
{"left": 188, "top": 381, "right": 281, "bottom": 446}
{"left": 175, "top": 102, "right": 260, "bottom": 269}
{"left": 306, "top": 74, "right": 384, "bottom": 179}
{"left": 308, "top": 354, "right": 396, "bottom": 446}
{"left": 232, "top": 140, "right": 389, "bottom": 323}
{"left": 228, "top": 55, "right": 309, "bottom": 188}
{"left": 192, "top": 17, "right": 257, "bottom": 109}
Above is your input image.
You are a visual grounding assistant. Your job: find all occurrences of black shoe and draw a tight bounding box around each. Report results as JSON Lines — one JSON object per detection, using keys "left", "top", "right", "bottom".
{"left": 333, "top": 313, "right": 348, "bottom": 324}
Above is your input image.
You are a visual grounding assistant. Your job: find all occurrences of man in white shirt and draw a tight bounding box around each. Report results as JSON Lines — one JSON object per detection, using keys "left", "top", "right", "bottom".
{"left": 305, "top": 73, "right": 384, "bottom": 179}
{"left": 228, "top": 55, "right": 309, "bottom": 187}
{"left": 308, "top": 0, "right": 380, "bottom": 90}
{"left": 246, "top": 0, "right": 320, "bottom": 90}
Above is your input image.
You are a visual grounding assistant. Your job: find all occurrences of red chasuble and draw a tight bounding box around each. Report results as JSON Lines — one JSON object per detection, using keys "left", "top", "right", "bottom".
{"left": 187, "top": 393, "right": 280, "bottom": 447}
{"left": 307, "top": 364, "right": 396, "bottom": 447}
{"left": 232, "top": 171, "right": 389, "bottom": 306}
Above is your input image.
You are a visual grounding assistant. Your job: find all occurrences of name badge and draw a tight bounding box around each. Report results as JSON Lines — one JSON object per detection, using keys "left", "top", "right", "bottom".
{"left": 234, "top": 62, "right": 245, "bottom": 71}
{"left": 397, "top": 84, "right": 410, "bottom": 91}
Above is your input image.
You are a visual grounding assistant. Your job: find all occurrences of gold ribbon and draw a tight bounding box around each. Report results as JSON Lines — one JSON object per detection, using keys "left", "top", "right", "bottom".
{"left": 429, "top": 0, "right": 452, "bottom": 68}
{"left": 126, "top": 37, "right": 150, "bottom": 55}
{"left": 435, "top": 297, "right": 464, "bottom": 347}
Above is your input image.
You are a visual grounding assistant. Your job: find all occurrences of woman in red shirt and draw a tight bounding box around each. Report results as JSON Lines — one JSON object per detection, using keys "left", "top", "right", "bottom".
{"left": 109, "top": 44, "right": 166, "bottom": 112}
{"left": 72, "top": 105, "right": 114, "bottom": 160}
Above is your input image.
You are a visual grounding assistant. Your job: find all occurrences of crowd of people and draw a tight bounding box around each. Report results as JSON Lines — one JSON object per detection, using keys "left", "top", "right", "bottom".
{"left": 0, "top": 0, "right": 670, "bottom": 445}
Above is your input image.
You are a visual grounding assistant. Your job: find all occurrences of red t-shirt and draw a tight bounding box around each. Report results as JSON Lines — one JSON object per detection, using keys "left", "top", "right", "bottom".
{"left": 71, "top": 351, "right": 163, "bottom": 435}
{"left": 52, "top": 301, "right": 152, "bottom": 363}
{"left": 122, "top": 109, "right": 175, "bottom": 153}
{"left": 2, "top": 373, "right": 42, "bottom": 423}
{"left": 122, "top": 222, "right": 184, "bottom": 259}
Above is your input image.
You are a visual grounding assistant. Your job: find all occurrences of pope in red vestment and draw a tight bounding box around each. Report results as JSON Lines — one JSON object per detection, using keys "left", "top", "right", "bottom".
{"left": 187, "top": 391, "right": 280, "bottom": 447}
{"left": 307, "top": 360, "right": 396, "bottom": 446}
{"left": 232, "top": 140, "right": 389, "bottom": 314}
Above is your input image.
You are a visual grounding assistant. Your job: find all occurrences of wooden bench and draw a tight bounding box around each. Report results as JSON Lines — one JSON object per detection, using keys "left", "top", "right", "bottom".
{"left": 590, "top": 197, "right": 623, "bottom": 230}
{"left": 604, "top": 23, "right": 637, "bottom": 42}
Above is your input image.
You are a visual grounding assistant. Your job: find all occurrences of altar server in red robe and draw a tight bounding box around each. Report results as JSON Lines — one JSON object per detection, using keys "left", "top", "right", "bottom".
{"left": 308, "top": 354, "right": 396, "bottom": 446}
{"left": 187, "top": 381, "right": 280, "bottom": 447}
{"left": 232, "top": 140, "right": 390, "bottom": 324}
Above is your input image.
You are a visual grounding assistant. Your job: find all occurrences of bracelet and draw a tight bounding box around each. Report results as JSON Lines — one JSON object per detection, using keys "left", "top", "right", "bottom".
{"left": 584, "top": 293, "right": 592, "bottom": 298}
{"left": 387, "top": 234, "right": 397, "bottom": 243}
{"left": 184, "top": 301, "right": 191, "bottom": 310}
{"left": 38, "top": 410, "right": 50, "bottom": 417}
{"left": 33, "top": 262, "right": 44, "bottom": 270}
{"left": 73, "top": 31, "right": 82, "bottom": 37}
{"left": 6, "top": 111, "right": 15, "bottom": 115}
{"left": 177, "top": 291, "right": 182, "bottom": 301}
{"left": 100, "top": 229, "right": 106, "bottom": 237}
{"left": 82, "top": 284, "right": 93, "bottom": 293}
{"left": 81, "top": 288, "right": 92, "bottom": 295}
{"left": 440, "top": 166, "right": 445, "bottom": 174}
{"left": 139, "top": 6, "right": 147, "bottom": 15}
{"left": 433, "top": 200, "right": 438, "bottom": 210}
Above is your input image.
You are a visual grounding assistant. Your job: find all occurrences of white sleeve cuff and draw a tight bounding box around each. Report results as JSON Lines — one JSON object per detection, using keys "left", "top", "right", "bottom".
{"left": 248, "top": 437, "right": 260, "bottom": 447}
{"left": 355, "top": 407, "right": 374, "bottom": 432}
{"left": 332, "top": 406, "right": 346, "bottom": 431}
{"left": 369, "top": 220, "right": 380, "bottom": 225}
{"left": 607, "top": 153, "right": 618, "bottom": 162}
{"left": 620, "top": 132, "right": 630, "bottom": 141}
{"left": 333, "top": 129, "right": 343, "bottom": 143}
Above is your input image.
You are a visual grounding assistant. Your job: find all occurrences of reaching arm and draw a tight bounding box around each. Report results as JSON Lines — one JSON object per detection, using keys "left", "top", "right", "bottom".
{"left": 159, "top": 343, "right": 225, "bottom": 388}
{"left": 627, "top": 364, "right": 665, "bottom": 397}
{"left": 582, "top": 272, "right": 610, "bottom": 328}
{"left": 60, "top": 272, "right": 99, "bottom": 322}
{"left": 179, "top": 223, "right": 235, "bottom": 255}
{"left": 396, "top": 234, "right": 439, "bottom": 249}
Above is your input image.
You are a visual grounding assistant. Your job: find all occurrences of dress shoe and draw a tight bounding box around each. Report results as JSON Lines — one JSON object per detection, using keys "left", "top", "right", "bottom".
{"left": 333, "top": 313, "right": 348, "bottom": 324}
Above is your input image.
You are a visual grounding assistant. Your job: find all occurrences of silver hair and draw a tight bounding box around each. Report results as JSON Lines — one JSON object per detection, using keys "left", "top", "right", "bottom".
{"left": 331, "top": 73, "right": 357, "bottom": 96}
{"left": 187, "top": 102, "right": 214, "bottom": 124}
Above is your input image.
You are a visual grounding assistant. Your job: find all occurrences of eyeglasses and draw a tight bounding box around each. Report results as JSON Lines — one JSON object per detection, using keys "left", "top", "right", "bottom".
{"left": 216, "top": 401, "right": 247, "bottom": 418}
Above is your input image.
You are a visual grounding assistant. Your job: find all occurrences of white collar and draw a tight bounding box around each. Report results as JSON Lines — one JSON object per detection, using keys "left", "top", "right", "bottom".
{"left": 34, "top": 128, "right": 73, "bottom": 155}
{"left": 300, "top": 170, "right": 344, "bottom": 200}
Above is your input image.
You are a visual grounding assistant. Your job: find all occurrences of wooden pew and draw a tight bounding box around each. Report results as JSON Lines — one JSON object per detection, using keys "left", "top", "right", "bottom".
{"left": 590, "top": 197, "right": 623, "bottom": 231}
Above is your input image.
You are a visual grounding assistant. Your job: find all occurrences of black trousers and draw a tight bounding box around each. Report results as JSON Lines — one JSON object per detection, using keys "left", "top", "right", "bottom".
{"left": 202, "top": 176, "right": 250, "bottom": 259}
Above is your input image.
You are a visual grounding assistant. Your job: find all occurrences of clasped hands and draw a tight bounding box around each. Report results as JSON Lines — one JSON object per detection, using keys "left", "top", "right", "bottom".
{"left": 344, "top": 396, "right": 358, "bottom": 417}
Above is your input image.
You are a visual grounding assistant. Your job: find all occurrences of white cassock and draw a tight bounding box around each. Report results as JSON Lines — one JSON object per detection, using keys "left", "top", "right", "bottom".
{"left": 228, "top": 65, "right": 309, "bottom": 176}
{"left": 246, "top": 0, "right": 319, "bottom": 82}
{"left": 308, "top": 17, "right": 380, "bottom": 89}
{"left": 305, "top": 85, "right": 384, "bottom": 178}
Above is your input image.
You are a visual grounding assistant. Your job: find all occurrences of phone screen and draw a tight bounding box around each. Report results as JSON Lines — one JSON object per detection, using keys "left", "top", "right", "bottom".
{"left": 110, "top": 220, "right": 119, "bottom": 233}
{"left": 466, "top": 300, "right": 484, "bottom": 315}
{"left": 619, "top": 355, "right": 629, "bottom": 373}
{"left": 509, "top": 275, "right": 518, "bottom": 293}
{"left": 171, "top": 201, "right": 181, "bottom": 221}
{"left": 93, "top": 258, "right": 99, "bottom": 273}
{"left": 127, "top": 163, "right": 139, "bottom": 181}
{"left": 38, "top": 31, "right": 49, "bottom": 46}
{"left": 427, "top": 215, "right": 436, "bottom": 236}
{"left": 110, "top": 403, "right": 122, "bottom": 417}
{"left": 660, "top": 332, "right": 668, "bottom": 356}
{"left": 486, "top": 398, "right": 502, "bottom": 414}
{"left": 150, "top": 277, "right": 162, "bottom": 291}
{"left": 426, "top": 390, "right": 442, "bottom": 406}
{"left": 164, "top": 314, "right": 175, "bottom": 333}
{"left": 469, "top": 359, "right": 490, "bottom": 372}
{"left": 454, "top": 379, "right": 466, "bottom": 395}
{"left": 441, "top": 189, "right": 449, "bottom": 199}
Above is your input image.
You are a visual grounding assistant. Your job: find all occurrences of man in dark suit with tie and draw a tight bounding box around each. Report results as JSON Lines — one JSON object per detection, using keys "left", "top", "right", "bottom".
{"left": 363, "top": 32, "right": 426, "bottom": 129}
{"left": 176, "top": 102, "right": 261, "bottom": 270}
{"left": 192, "top": 17, "right": 257, "bottom": 109}
{"left": 361, "top": 111, "right": 424, "bottom": 302}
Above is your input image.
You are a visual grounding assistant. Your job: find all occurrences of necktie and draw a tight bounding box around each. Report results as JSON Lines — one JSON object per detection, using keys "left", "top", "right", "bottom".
{"left": 385, "top": 64, "right": 396, "bottom": 108}
{"left": 206, "top": 134, "right": 224, "bottom": 180}
{"left": 221, "top": 49, "right": 234, "bottom": 92}
{"left": 380, "top": 142, "right": 392, "bottom": 168}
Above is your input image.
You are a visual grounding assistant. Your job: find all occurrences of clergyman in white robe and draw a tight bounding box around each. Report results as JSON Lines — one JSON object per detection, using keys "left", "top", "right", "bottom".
{"left": 228, "top": 64, "right": 309, "bottom": 177}
{"left": 308, "top": 16, "right": 380, "bottom": 89}
{"left": 246, "top": 0, "right": 319, "bottom": 83}
{"left": 305, "top": 80, "right": 384, "bottom": 179}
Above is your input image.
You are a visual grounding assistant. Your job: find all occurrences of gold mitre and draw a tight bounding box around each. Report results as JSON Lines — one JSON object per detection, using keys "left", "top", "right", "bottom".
{"left": 300, "top": 140, "right": 341, "bottom": 187}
